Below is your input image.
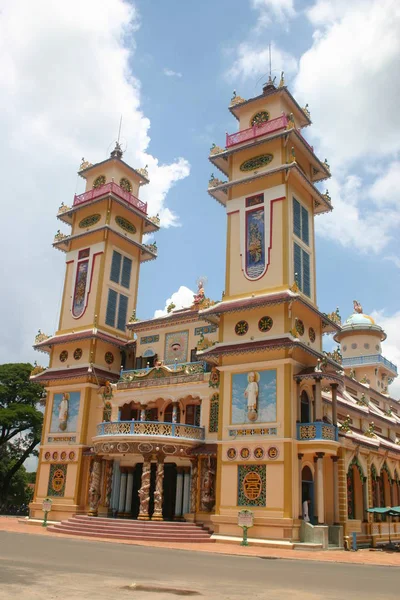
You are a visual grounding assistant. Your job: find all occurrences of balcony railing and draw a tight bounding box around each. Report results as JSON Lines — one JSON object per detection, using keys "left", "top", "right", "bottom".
{"left": 226, "top": 114, "right": 288, "bottom": 148}
{"left": 73, "top": 182, "right": 147, "bottom": 214}
{"left": 96, "top": 420, "right": 205, "bottom": 442}
{"left": 342, "top": 355, "right": 398, "bottom": 374}
{"left": 297, "top": 422, "right": 338, "bottom": 442}
{"left": 118, "top": 361, "right": 208, "bottom": 389}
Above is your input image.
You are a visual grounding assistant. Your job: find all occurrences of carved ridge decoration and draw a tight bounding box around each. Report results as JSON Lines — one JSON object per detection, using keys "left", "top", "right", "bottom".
{"left": 118, "top": 372, "right": 205, "bottom": 389}
{"left": 210, "top": 143, "right": 225, "bottom": 156}
{"left": 120, "top": 362, "right": 205, "bottom": 383}
{"left": 230, "top": 92, "right": 246, "bottom": 106}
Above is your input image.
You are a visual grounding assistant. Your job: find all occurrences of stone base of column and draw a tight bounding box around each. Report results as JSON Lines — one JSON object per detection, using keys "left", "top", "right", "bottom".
{"left": 138, "top": 513, "right": 150, "bottom": 520}
{"left": 87, "top": 510, "right": 98, "bottom": 517}
{"left": 152, "top": 511, "right": 163, "bottom": 521}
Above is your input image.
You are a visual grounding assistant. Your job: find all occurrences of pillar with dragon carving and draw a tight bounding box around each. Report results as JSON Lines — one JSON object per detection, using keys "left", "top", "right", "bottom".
{"left": 152, "top": 459, "right": 165, "bottom": 521}
{"left": 138, "top": 457, "right": 151, "bottom": 520}
{"left": 190, "top": 458, "right": 198, "bottom": 514}
{"left": 87, "top": 457, "right": 102, "bottom": 516}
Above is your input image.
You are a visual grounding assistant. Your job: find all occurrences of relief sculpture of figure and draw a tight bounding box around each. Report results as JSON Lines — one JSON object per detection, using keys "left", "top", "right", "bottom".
{"left": 58, "top": 392, "right": 69, "bottom": 432}
{"left": 245, "top": 372, "right": 259, "bottom": 422}
{"left": 190, "top": 460, "right": 198, "bottom": 513}
{"left": 353, "top": 300, "right": 363, "bottom": 314}
{"left": 87, "top": 459, "right": 102, "bottom": 515}
{"left": 200, "top": 456, "right": 216, "bottom": 512}
{"left": 152, "top": 462, "right": 164, "bottom": 520}
{"left": 138, "top": 461, "right": 151, "bottom": 520}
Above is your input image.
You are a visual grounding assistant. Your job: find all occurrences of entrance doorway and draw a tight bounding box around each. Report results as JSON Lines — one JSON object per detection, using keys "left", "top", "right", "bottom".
{"left": 301, "top": 465, "right": 314, "bottom": 524}
{"left": 163, "top": 463, "right": 177, "bottom": 521}
{"left": 128, "top": 462, "right": 178, "bottom": 521}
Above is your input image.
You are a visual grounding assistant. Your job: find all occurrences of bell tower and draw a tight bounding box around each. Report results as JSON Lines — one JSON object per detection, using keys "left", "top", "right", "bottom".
{"left": 30, "top": 143, "right": 160, "bottom": 520}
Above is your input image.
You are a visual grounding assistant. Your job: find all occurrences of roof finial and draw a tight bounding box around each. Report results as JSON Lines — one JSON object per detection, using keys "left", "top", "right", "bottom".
{"left": 110, "top": 140, "right": 123, "bottom": 159}
{"left": 353, "top": 300, "right": 363, "bottom": 314}
{"left": 263, "top": 43, "right": 276, "bottom": 93}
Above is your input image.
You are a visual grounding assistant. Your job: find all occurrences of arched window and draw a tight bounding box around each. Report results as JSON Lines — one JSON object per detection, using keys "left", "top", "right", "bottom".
{"left": 300, "top": 390, "right": 311, "bottom": 423}
{"left": 164, "top": 403, "right": 181, "bottom": 423}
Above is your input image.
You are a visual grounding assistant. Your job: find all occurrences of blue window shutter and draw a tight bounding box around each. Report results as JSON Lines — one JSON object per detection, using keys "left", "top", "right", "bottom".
{"left": 105, "top": 289, "right": 117, "bottom": 327}
{"left": 293, "top": 198, "right": 301, "bottom": 238}
{"left": 301, "top": 206, "right": 309, "bottom": 245}
{"left": 117, "top": 294, "right": 128, "bottom": 331}
{"left": 110, "top": 251, "right": 122, "bottom": 284}
{"left": 302, "top": 250, "right": 311, "bottom": 297}
{"left": 121, "top": 256, "right": 132, "bottom": 289}
{"left": 294, "top": 243, "right": 302, "bottom": 290}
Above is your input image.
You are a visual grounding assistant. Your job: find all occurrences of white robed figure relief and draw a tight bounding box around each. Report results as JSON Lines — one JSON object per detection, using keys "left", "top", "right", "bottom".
{"left": 244, "top": 371, "right": 260, "bottom": 421}
{"left": 58, "top": 392, "right": 69, "bottom": 431}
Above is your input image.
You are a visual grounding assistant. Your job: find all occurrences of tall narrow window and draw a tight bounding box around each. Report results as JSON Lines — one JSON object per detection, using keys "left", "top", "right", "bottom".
{"left": 105, "top": 289, "right": 118, "bottom": 327}
{"left": 120, "top": 256, "right": 132, "bottom": 289}
{"left": 294, "top": 242, "right": 311, "bottom": 297}
{"left": 117, "top": 294, "right": 128, "bottom": 331}
{"left": 110, "top": 250, "right": 132, "bottom": 289}
{"left": 110, "top": 251, "right": 122, "bottom": 284}
{"left": 293, "top": 198, "right": 309, "bottom": 245}
{"left": 106, "top": 289, "right": 129, "bottom": 331}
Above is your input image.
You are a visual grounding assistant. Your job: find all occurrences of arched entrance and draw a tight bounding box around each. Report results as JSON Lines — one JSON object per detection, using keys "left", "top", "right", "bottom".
{"left": 301, "top": 465, "right": 314, "bottom": 523}
{"left": 347, "top": 460, "right": 364, "bottom": 520}
{"left": 300, "top": 391, "right": 312, "bottom": 423}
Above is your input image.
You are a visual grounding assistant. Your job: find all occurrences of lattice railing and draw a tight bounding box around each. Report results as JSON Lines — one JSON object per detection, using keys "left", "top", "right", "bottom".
{"left": 226, "top": 114, "right": 288, "bottom": 148}
{"left": 73, "top": 182, "right": 147, "bottom": 214}
{"left": 297, "top": 422, "right": 338, "bottom": 442}
{"left": 96, "top": 420, "right": 205, "bottom": 442}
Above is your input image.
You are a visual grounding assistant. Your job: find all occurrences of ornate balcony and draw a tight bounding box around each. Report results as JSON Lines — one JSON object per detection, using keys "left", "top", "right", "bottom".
{"left": 118, "top": 361, "right": 208, "bottom": 390}
{"left": 95, "top": 420, "right": 205, "bottom": 444}
{"left": 225, "top": 114, "right": 288, "bottom": 148}
{"left": 342, "top": 354, "right": 398, "bottom": 376}
{"left": 73, "top": 182, "right": 147, "bottom": 214}
{"left": 297, "top": 422, "right": 338, "bottom": 442}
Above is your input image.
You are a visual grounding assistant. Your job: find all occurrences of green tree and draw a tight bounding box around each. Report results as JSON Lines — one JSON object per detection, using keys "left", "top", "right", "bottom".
{"left": 0, "top": 363, "right": 44, "bottom": 507}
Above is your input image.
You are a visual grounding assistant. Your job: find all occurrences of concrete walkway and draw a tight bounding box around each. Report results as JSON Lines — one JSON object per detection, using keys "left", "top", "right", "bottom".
{"left": 1, "top": 516, "right": 400, "bottom": 567}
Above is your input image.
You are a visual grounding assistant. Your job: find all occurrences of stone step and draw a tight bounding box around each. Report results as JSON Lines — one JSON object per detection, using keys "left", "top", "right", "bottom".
{"left": 58, "top": 522, "right": 211, "bottom": 536}
{"left": 48, "top": 525, "right": 213, "bottom": 543}
{"left": 72, "top": 515, "right": 208, "bottom": 531}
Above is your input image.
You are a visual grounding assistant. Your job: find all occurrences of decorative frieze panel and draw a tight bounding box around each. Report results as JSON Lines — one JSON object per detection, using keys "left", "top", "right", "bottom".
{"left": 140, "top": 334, "right": 160, "bottom": 345}
{"left": 209, "top": 393, "right": 219, "bottom": 433}
{"left": 47, "top": 463, "right": 67, "bottom": 497}
{"left": 228, "top": 427, "right": 277, "bottom": 437}
{"left": 238, "top": 465, "right": 266, "bottom": 507}
{"left": 194, "top": 325, "right": 217, "bottom": 336}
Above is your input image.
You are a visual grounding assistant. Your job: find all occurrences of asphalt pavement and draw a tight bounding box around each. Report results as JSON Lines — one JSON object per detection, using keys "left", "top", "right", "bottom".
{"left": 0, "top": 531, "right": 398, "bottom": 599}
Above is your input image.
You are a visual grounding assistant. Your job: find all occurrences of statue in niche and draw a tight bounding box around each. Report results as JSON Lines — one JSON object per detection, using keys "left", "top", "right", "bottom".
{"left": 88, "top": 459, "right": 102, "bottom": 514}
{"left": 200, "top": 456, "right": 216, "bottom": 512}
{"left": 353, "top": 300, "right": 363, "bottom": 314}
{"left": 58, "top": 393, "right": 69, "bottom": 432}
{"left": 245, "top": 371, "right": 259, "bottom": 422}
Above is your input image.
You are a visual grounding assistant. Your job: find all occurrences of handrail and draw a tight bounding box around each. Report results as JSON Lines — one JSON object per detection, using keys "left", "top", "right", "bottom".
{"left": 226, "top": 114, "right": 288, "bottom": 148}
{"left": 342, "top": 355, "right": 397, "bottom": 374}
{"left": 96, "top": 420, "right": 205, "bottom": 441}
{"left": 297, "top": 422, "right": 338, "bottom": 442}
{"left": 73, "top": 182, "right": 147, "bottom": 214}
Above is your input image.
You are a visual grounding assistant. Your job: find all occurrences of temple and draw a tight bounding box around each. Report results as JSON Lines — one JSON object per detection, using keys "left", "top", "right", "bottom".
{"left": 30, "top": 77, "right": 400, "bottom": 549}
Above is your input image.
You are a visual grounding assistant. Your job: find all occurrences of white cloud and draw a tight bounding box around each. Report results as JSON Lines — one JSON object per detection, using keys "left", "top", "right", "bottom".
{"left": 0, "top": 0, "right": 190, "bottom": 364}
{"left": 368, "top": 161, "right": 400, "bottom": 208}
{"left": 384, "top": 256, "right": 400, "bottom": 269}
{"left": 370, "top": 310, "right": 400, "bottom": 400}
{"left": 251, "top": 0, "right": 296, "bottom": 27}
{"left": 226, "top": 41, "right": 297, "bottom": 82}
{"left": 163, "top": 68, "right": 182, "bottom": 78}
{"left": 154, "top": 286, "right": 195, "bottom": 318}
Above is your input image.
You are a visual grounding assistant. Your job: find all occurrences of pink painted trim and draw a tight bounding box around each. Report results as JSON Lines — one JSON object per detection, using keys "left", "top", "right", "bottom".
{"left": 73, "top": 182, "right": 147, "bottom": 215}
{"left": 244, "top": 196, "right": 285, "bottom": 281}
{"left": 226, "top": 114, "right": 288, "bottom": 148}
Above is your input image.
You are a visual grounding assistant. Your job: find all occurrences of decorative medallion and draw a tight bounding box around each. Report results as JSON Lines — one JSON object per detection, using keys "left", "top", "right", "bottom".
{"left": 44, "top": 451, "right": 51, "bottom": 460}
{"left": 119, "top": 177, "right": 132, "bottom": 192}
{"left": 105, "top": 352, "right": 114, "bottom": 365}
{"left": 240, "top": 154, "right": 273, "bottom": 172}
{"left": 115, "top": 215, "right": 136, "bottom": 234}
{"left": 60, "top": 451, "right": 67, "bottom": 460}
{"left": 209, "top": 367, "right": 220, "bottom": 389}
{"left": 258, "top": 316, "right": 273, "bottom": 333}
{"left": 73, "top": 348, "right": 82, "bottom": 360}
{"left": 238, "top": 465, "right": 266, "bottom": 507}
{"left": 68, "top": 451, "right": 76, "bottom": 460}
{"left": 52, "top": 452, "right": 59, "bottom": 460}
{"left": 48, "top": 463, "right": 67, "bottom": 497}
{"left": 93, "top": 175, "right": 106, "bottom": 189}
{"left": 59, "top": 350, "right": 68, "bottom": 362}
{"left": 267, "top": 446, "right": 279, "bottom": 460}
{"left": 240, "top": 447, "right": 250, "bottom": 460}
{"left": 308, "top": 327, "right": 316, "bottom": 343}
{"left": 254, "top": 447, "right": 265, "bottom": 459}
{"left": 227, "top": 447, "right": 237, "bottom": 460}
{"left": 162, "top": 445, "right": 177, "bottom": 455}
{"left": 138, "top": 442, "right": 154, "bottom": 454}
{"left": 250, "top": 111, "right": 269, "bottom": 127}
{"left": 235, "top": 320, "right": 249, "bottom": 336}
{"left": 78, "top": 214, "right": 101, "bottom": 229}
{"left": 295, "top": 319, "right": 305, "bottom": 336}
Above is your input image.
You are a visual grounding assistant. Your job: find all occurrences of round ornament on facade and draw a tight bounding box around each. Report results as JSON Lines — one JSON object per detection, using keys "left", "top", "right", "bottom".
{"left": 52, "top": 452, "right": 59, "bottom": 460}
{"left": 351, "top": 343, "right": 357, "bottom": 349}
{"left": 254, "top": 447, "right": 265, "bottom": 459}
{"left": 59, "top": 350, "right": 68, "bottom": 362}
{"left": 44, "top": 451, "right": 51, "bottom": 460}
{"left": 295, "top": 319, "right": 305, "bottom": 336}
{"left": 267, "top": 446, "right": 279, "bottom": 460}
{"left": 243, "top": 471, "right": 262, "bottom": 500}
{"left": 375, "top": 345, "right": 380, "bottom": 351}
{"left": 78, "top": 214, "right": 101, "bottom": 229}
{"left": 119, "top": 177, "right": 132, "bottom": 192}
{"left": 69, "top": 451, "right": 76, "bottom": 460}
{"left": 240, "top": 447, "right": 250, "bottom": 460}
{"left": 364, "top": 343, "right": 370, "bottom": 349}
{"left": 227, "top": 447, "right": 237, "bottom": 460}
{"left": 93, "top": 175, "right": 106, "bottom": 189}
{"left": 235, "top": 320, "right": 249, "bottom": 336}
{"left": 115, "top": 215, "right": 136, "bottom": 234}
{"left": 250, "top": 111, "right": 269, "bottom": 126}
{"left": 308, "top": 327, "right": 316, "bottom": 342}
{"left": 73, "top": 348, "right": 82, "bottom": 360}
{"left": 258, "top": 316, "right": 273, "bottom": 333}
{"left": 343, "top": 345, "right": 347, "bottom": 352}
{"left": 60, "top": 451, "right": 67, "bottom": 460}
{"left": 240, "top": 154, "right": 273, "bottom": 172}
{"left": 105, "top": 351, "right": 114, "bottom": 365}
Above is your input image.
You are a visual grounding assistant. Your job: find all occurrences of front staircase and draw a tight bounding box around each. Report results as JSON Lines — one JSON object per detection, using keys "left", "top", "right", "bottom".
{"left": 48, "top": 515, "right": 214, "bottom": 543}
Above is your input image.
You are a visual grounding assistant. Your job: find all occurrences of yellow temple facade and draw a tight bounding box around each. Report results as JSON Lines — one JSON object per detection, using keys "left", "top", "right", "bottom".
{"left": 30, "top": 79, "right": 400, "bottom": 549}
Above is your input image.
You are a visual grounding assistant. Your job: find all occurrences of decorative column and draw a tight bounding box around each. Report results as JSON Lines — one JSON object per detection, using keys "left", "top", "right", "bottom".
{"left": 138, "top": 458, "right": 151, "bottom": 520}
{"left": 87, "top": 457, "right": 102, "bottom": 516}
{"left": 172, "top": 401, "right": 178, "bottom": 424}
{"left": 104, "top": 460, "right": 114, "bottom": 514}
{"left": 313, "top": 455, "right": 319, "bottom": 523}
{"left": 332, "top": 456, "right": 339, "bottom": 525}
{"left": 111, "top": 461, "right": 121, "bottom": 515}
{"left": 118, "top": 469, "right": 127, "bottom": 515}
{"left": 175, "top": 468, "right": 184, "bottom": 518}
{"left": 111, "top": 403, "right": 119, "bottom": 421}
{"left": 331, "top": 383, "right": 338, "bottom": 427}
{"left": 316, "top": 452, "right": 325, "bottom": 524}
{"left": 390, "top": 478, "right": 395, "bottom": 508}
{"left": 296, "top": 379, "right": 301, "bottom": 423}
{"left": 152, "top": 459, "right": 165, "bottom": 521}
{"left": 190, "top": 459, "right": 198, "bottom": 514}
{"left": 362, "top": 476, "right": 368, "bottom": 522}
{"left": 298, "top": 453, "right": 304, "bottom": 519}
{"left": 312, "top": 384, "right": 316, "bottom": 422}
{"left": 140, "top": 406, "right": 146, "bottom": 422}
{"left": 124, "top": 469, "right": 134, "bottom": 516}
{"left": 182, "top": 468, "right": 191, "bottom": 515}
{"left": 314, "top": 377, "right": 322, "bottom": 422}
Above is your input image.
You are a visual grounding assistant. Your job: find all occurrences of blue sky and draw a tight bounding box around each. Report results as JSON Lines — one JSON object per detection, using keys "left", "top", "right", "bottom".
{"left": 0, "top": 0, "right": 399, "bottom": 397}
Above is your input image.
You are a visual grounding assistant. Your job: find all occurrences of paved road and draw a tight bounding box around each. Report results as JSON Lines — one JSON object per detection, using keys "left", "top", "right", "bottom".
{"left": 0, "top": 531, "right": 397, "bottom": 599}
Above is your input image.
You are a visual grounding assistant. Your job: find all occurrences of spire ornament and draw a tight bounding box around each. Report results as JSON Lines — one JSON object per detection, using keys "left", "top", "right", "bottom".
{"left": 278, "top": 71, "right": 285, "bottom": 88}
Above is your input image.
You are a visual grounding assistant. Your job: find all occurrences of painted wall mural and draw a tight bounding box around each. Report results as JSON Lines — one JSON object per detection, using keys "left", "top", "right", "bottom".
{"left": 72, "top": 259, "right": 89, "bottom": 317}
{"left": 50, "top": 391, "right": 81, "bottom": 433}
{"left": 164, "top": 330, "right": 189, "bottom": 364}
{"left": 246, "top": 207, "right": 265, "bottom": 279}
{"left": 232, "top": 370, "right": 277, "bottom": 424}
